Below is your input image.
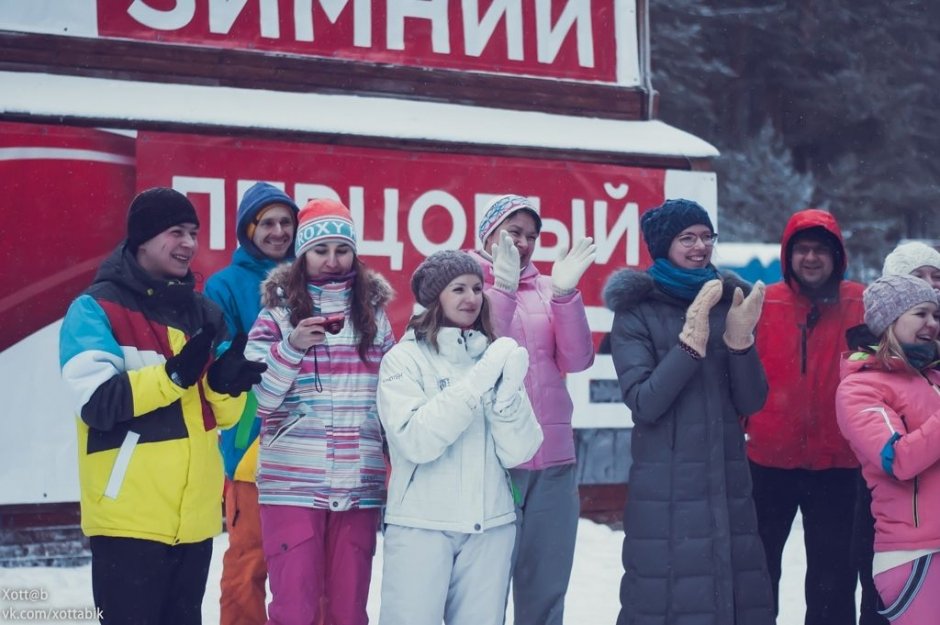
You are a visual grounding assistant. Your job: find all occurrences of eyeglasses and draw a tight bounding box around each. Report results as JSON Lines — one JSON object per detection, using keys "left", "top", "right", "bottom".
{"left": 676, "top": 232, "right": 718, "bottom": 248}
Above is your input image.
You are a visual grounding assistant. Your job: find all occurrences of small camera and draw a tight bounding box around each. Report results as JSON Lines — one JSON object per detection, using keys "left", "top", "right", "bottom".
{"left": 322, "top": 313, "right": 345, "bottom": 335}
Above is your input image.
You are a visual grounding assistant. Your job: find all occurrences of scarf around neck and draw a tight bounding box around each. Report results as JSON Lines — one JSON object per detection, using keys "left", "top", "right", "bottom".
{"left": 647, "top": 258, "right": 720, "bottom": 301}
{"left": 901, "top": 342, "right": 940, "bottom": 371}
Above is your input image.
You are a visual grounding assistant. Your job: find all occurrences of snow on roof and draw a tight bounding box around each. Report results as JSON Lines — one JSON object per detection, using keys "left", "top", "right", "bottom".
{"left": 0, "top": 71, "right": 719, "bottom": 159}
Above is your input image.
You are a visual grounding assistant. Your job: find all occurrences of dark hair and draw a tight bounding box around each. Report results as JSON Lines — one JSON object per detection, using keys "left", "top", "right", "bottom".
{"left": 408, "top": 293, "right": 496, "bottom": 352}
{"left": 285, "top": 255, "right": 380, "bottom": 362}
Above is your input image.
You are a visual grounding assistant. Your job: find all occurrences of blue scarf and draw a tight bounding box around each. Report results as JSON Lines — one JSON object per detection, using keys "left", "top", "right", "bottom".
{"left": 647, "top": 258, "right": 720, "bottom": 301}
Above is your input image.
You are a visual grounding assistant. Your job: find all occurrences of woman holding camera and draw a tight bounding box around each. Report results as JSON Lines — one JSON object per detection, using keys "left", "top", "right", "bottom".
{"left": 246, "top": 198, "right": 395, "bottom": 625}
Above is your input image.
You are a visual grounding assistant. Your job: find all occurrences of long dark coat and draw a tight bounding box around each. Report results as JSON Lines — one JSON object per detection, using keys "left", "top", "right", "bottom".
{"left": 603, "top": 269, "right": 775, "bottom": 625}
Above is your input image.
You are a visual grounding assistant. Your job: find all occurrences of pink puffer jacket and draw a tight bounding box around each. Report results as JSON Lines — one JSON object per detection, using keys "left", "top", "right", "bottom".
{"left": 836, "top": 353, "right": 940, "bottom": 553}
{"left": 468, "top": 250, "right": 595, "bottom": 470}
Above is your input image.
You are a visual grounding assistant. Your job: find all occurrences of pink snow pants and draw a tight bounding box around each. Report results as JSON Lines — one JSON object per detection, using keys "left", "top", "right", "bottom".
{"left": 260, "top": 504, "right": 379, "bottom": 625}
{"left": 873, "top": 552, "right": 940, "bottom": 624}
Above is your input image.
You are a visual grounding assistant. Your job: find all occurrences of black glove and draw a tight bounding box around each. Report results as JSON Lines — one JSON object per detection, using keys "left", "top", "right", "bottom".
{"left": 165, "top": 323, "right": 215, "bottom": 389}
{"left": 207, "top": 333, "right": 268, "bottom": 397}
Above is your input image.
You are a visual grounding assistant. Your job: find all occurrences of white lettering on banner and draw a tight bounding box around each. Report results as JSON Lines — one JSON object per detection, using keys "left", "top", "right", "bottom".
{"left": 172, "top": 176, "right": 227, "bottom": 250}
{"left": 536, "top": 0, "right": 594, "bottom": 67}
{"left": 208, "top": 0, "right": 280, "bottom": 37}
{"left": 128, "top": 0, "right": 195, "bottom": 30}
{"left": 124, "top": 0, "right": 601, "bottom": 69}
{"left": 348, "top": 187, "right": 405, "bottom": 269}
{"left": 462, "top": 0, "right": 523, "bottom": 60}
{"left": 387, "top": 0, "right": 450, "bottom": 54}
{"left": 165, "top": 178, "right": 639, "bottom": 264}
{"left": 408, "top": 190, "right": 466, "bottom": 255}
{"left": 295, "top": 0, "right": 372, "bottom": 45}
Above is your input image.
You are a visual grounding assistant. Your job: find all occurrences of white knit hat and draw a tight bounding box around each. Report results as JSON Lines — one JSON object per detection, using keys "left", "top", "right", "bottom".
{"left": 882, "top": 241, "right": 940, "bottom": 277}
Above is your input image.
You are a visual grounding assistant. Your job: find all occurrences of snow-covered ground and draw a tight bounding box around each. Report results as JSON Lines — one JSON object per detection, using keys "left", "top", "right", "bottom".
{"left": 0, "top": 512, "right": 847, "bottom": 624}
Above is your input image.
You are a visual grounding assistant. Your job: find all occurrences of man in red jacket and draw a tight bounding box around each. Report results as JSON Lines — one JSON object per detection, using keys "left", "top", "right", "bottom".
{"left": 747, "top": 209, "right": 864, "bottom": 625}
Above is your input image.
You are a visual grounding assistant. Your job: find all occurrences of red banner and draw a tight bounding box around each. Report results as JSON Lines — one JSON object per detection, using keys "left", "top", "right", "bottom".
{"left": 136, "top": 131, "right": 664, "bottom": 333}
{"left": 97, "top": 0, "right": 626, "bottom": 83}
{"left": 0, "top": 123, "right": 136, "bottom": 351}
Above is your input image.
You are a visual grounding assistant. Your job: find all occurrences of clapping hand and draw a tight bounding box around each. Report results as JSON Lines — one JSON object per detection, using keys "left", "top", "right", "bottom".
{"left": 723, "top": 281, "right": 765, "bottom": 351}
{"left": 491, "top": 230, "right": 521, "bottom": 292}
{"left": 551, "top": 237, "right": 596, "bottom": 296}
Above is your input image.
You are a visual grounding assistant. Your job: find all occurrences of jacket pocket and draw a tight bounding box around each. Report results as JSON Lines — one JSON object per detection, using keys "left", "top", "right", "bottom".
{"left": 397, "top": 465, "right": 418, "bottom": 504}
{"left": 269, "top": 413, "right": 303, "bottom": 447}
{"left": 102, "top": 431, "right": 140, "bottom": 501}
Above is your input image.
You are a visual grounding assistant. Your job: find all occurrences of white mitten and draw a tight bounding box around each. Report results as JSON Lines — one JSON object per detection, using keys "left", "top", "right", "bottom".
{"left": 494, "top": 346, "right": 529, "bottom": 412}
{"left": 491, "top": 230, "right": 521, "bottom": 292}
{"left": 464, "top": 337, "right": 517, "bottom": 395}
{"left": 551, "top": 237, "right": 596, "bottom": 296}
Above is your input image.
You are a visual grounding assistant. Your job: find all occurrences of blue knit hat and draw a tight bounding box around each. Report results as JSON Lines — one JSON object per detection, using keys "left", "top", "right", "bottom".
{"left": 237, "top": 182, "right": 299, "bottom": 259}
{"left": 640, "top": 199, "right": 714, "bottom": 260}
{"left": 478, "top": 194, "right": 542, "bottom": 244}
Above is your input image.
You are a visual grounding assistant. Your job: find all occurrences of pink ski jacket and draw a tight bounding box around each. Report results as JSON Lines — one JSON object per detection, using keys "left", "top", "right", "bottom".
{"left": 836, "top": 352, "right": 940, "bottom": 553}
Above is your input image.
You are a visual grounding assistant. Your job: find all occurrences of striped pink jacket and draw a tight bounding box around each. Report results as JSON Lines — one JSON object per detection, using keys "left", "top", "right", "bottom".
{"left": 246, "top": 264, "right": 395, "bottom": 510}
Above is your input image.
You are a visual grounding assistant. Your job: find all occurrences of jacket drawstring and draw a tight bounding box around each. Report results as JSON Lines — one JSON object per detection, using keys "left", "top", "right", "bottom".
{"left": 312, "top": 346, "right": 323, "bottom": 393}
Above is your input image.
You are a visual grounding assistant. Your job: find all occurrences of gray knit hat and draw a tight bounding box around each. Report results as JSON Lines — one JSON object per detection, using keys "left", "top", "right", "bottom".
{"left": 882, "top": 241, "right": 940, "bottom": 277}
{"left": 411, "top": 250, "right": 484, "bottom": 307}
{"left": 863, "top": 274, "right": 939, "bottom": 336}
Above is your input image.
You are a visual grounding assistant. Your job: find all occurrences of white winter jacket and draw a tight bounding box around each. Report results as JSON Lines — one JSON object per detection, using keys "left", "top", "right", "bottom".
{"left": 377, "top": 328, "right": 543, "bottom": 533}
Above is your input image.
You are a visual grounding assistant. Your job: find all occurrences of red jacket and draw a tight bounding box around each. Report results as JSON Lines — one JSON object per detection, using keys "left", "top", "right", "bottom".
{"left": 746, "top": 209, "right": 864, "bottom": 470}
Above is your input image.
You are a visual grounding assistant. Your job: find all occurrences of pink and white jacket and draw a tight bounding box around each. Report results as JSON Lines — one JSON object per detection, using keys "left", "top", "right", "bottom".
{"left": 468, "top": 250, "right": 594, "bottom": 470}
{"left": 836, "top": 352, "right": 940, "bottom": 553}
{"left": 246, "top": 264, "right": 395, "bottom": 511}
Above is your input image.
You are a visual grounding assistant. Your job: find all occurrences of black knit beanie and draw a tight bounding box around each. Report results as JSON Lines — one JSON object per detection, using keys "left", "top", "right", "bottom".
{"left": 127, "top": 188, "right": 200, "bottom": 252}
{"left": 640, "top": 199, "right": 714, "bottom": 260}
{"left": 411, "top": 250, "right": 484, "bottom": 308}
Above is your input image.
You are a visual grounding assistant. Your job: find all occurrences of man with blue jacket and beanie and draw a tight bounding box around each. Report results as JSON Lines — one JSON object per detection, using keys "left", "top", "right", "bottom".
{"left": 205, "top": 182, "right": 299, "bottom": 625}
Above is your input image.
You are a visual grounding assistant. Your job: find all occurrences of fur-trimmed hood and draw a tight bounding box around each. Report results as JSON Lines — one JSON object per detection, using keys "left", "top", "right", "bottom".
{"left": 603, "top": 267, "right": 752, "bottom": 313}
{"left": 259, "top": 262, "right": 395, "bottom": 309}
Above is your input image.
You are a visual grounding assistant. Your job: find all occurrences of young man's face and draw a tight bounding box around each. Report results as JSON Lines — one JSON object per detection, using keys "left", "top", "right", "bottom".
{"left": 252, "top": 204, "right": 295, "bottom": 260}
{"left": 790, "top": 234, "right": 835, "bottom": 289}
{"left": 136, "top": 222, "right": 199, "bottom": 280}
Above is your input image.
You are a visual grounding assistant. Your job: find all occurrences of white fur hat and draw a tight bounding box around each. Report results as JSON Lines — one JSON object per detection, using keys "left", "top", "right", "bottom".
{"left": 882, "top": 241, "right": 940, "bottom": 277}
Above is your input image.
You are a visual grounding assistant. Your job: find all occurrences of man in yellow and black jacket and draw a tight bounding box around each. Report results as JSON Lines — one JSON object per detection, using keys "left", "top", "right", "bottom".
{"left": 59, "top": 188, "right": 266, "bottom": 625}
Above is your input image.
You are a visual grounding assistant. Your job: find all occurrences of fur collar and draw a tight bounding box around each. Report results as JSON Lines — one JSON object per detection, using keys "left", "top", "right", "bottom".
{"left": 603, "top": 267, "right": 752, "bottom": 313}
{"left": 260, "top": 263, "right": 395, "bottom": 309}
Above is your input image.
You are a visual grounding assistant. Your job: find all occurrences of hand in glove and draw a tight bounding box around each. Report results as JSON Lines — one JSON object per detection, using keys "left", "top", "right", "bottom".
{"left": 493, "top": 346, "right": 530, "bottom": 415}
{"left": 678, "top": 279, "right": 723, "bottom": 358}
{"left": 465, "top": 337, "right": 518, "bottom": 395}
{"left": 723, "top": 281, "right": 765, "bottom": 351}
{"left": 208, "top": 333, "right": 269, "bottom": 397}
{"left": 491, "top": 230, "right": 521, "bottom": 292}
{"left": 166, "top": 323, "right": 215, "bottom": 389}
{"left": 551, "top": 237, "right": 596, "bottom": 297}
